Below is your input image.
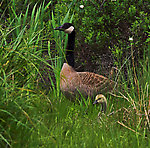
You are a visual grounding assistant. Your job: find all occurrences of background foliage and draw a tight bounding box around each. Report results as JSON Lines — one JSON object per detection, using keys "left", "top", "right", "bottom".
{"left": 53, "top": 0, "right": 149, "bottom": 75}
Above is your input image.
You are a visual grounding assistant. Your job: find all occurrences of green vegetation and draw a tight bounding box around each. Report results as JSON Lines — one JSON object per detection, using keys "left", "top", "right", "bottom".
{"left": 0, "top": 0, "right": 150, "bottom": 147}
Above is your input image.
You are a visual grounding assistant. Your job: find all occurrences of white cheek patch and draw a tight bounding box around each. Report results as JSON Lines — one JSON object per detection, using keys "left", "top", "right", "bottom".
{"left": 64, "top": 26, "right": 74, "bottom": 34}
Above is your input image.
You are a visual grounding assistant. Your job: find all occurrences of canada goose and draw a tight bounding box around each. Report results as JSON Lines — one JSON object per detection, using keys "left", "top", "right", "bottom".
{"left": 54, "top": 23, "right": 115, "bottom": 101}
{"left": 93, "top": 94, "right": 107, "bottom": 113}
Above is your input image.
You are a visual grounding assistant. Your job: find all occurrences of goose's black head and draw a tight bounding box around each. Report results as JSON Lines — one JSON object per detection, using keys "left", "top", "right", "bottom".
{"left": 54, "top": 23, "right": 75, "bottom": 34}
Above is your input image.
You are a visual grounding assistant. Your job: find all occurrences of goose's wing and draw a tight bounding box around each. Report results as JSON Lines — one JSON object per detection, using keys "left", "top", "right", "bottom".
{"left": 77, "top": 72, "right": 115, "bottom": 95}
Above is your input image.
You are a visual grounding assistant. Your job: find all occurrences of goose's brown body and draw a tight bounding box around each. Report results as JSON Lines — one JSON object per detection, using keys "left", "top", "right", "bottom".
{"left": 55, "top": 23, "right": 117, "bottom": 102}
{"left": 60, "top": 63, "right": 115, "bottom": 100}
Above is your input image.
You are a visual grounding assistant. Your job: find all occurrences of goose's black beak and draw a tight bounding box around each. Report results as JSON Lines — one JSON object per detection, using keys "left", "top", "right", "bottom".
{"left": 93, "top": 100, "right": 98, "bottom": 105}
{"left": 54, "top": 25, "right": 64, "bottom": 31}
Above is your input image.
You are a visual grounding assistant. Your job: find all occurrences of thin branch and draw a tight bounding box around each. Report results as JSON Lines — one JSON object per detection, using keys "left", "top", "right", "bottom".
{"left": 89, "top": 0, "right": 106, "bottom": 13}
{"left": 117, "top": 121, "right": 142, "bottom": 135}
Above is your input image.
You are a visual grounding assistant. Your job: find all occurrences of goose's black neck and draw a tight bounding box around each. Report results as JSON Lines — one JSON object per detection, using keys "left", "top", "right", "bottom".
{"left": 66, "top": 30, "right": 75, "bottom": 67}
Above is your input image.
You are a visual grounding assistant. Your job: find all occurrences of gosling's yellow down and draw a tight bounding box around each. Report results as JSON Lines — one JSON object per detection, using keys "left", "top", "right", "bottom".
{"left": 93, "top": 94, "right": 107, "bottom": 113}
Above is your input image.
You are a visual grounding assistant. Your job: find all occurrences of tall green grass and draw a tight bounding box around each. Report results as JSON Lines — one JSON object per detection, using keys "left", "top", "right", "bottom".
{"left": 0, "top": 1, "right": 53, "bottom": 147}
{"left": 0, "top": 1, "right": 150, "bottom": 147}
{"left": 110, "top": 40, "right": 150, "bottom": 135}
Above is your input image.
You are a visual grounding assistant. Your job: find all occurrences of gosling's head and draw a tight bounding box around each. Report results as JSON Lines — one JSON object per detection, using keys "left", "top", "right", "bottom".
{"left": 54, "top": 23, "right": 75, "bottom": 34}
{"left": 93, "top": 94, "right": 107, "bottom": 113}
